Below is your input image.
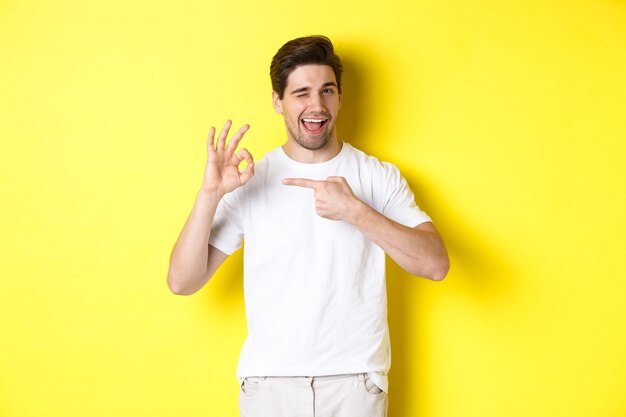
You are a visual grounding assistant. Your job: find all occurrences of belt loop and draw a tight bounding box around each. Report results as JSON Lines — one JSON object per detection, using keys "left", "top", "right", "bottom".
{"left": 358, "top": 373, "right": 366, "bottom": 382}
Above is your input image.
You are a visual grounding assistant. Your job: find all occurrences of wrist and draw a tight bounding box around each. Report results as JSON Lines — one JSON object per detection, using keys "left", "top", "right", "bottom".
{"left": 197, "top": 187, "right": 225, "bottom": 204}
{"left": 347, "top": 199, "right": 375, "bottom": 226}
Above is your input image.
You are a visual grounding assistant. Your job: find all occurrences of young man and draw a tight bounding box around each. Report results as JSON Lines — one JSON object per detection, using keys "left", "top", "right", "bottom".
{"left": 167, "top": 35, "right": 449, "bottom": 417}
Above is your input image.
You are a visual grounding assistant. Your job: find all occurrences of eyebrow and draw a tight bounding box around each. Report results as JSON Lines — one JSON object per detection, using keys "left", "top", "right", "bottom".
{"left": 289, "top": 82, "right": 338, "bottom": 95}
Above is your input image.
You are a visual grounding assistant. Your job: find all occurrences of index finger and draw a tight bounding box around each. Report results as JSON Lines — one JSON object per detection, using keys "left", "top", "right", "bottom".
{"left": 282, "top": 178, "right": 325, "bottom": 189}
{"left": 226, "top": 123, "right": 250, "bottom": 152}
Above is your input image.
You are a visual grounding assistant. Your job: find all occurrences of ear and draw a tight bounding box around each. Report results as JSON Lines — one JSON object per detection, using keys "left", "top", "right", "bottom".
{"left": 272, "top": 91, "right": 283, "bottom": 114}
{"left": 338, "top": 88, "right": 343, "bottom": 109}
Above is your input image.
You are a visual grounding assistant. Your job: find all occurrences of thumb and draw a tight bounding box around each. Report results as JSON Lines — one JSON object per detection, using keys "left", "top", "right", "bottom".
{"left": 239, "top": 162, "right": 255, "bottom": 185}
{"left": 326, "top": 176, "right": 347, "bottom": 184}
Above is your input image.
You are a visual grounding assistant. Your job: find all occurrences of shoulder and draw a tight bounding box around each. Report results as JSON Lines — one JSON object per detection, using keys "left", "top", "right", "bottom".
{"left": 242, "top": 146, "right": 280, "bottom": 184}
{"left": 226, "top": 145, "right": 281, "bottom": 202}
{"left": 252, "top": 146, "right": 279, "bottom": 173}
{"left": 342, "top": 142, "right": 402, "bottom": 179}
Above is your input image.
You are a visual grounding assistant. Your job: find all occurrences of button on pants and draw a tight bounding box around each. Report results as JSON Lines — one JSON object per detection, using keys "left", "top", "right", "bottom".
{"left": 239, "top": 373, "right": 387, "bottom": 417}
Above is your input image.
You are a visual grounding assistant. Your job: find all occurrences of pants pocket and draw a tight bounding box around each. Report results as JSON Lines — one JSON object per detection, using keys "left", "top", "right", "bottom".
{"left": 363, "top": 374, "right": 384, "bottom": 395}
{"left": 240, "top": 377, "right": 263, "bottom": 397}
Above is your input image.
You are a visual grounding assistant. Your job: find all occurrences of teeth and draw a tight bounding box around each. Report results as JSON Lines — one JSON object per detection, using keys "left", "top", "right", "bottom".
{"left": 302, "top": 119, "right": 325, "bottom": 123}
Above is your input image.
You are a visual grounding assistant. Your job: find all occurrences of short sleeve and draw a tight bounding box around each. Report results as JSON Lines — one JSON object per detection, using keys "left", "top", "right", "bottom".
{"left": 209, "top": 190, "right": 244, "bottom": 255}
{"left": 381, "top": 163, "right": 431, "bottom": 228}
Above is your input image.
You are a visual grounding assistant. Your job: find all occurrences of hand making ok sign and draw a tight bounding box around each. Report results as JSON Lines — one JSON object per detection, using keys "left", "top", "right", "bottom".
{"left": 202, "top": 120, "right": 255, "bottom": 196}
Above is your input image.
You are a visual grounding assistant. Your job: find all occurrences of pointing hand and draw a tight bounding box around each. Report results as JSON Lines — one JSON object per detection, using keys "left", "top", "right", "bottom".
{"left": 282, "top": 176, "right": 365, "bottom": 221}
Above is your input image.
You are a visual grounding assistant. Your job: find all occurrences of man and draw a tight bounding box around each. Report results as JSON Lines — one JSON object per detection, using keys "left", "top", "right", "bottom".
{"left": 167, "top": 35, "right": 449, "bottom": 417}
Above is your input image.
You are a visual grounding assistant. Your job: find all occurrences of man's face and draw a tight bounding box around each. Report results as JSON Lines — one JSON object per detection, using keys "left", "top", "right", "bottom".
{"left": 273, "top": 64, "right": 342, "bottom": 151}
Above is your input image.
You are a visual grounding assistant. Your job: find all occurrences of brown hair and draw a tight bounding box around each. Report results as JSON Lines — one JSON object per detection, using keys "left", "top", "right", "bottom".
{"left": 270, "top": 35, "right": 343, "bottom": 99}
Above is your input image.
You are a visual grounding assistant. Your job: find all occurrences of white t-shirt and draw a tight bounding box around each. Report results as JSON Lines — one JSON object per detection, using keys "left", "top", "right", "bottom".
{"left": 209, "top": 142, "right": 431, "bottom": 392}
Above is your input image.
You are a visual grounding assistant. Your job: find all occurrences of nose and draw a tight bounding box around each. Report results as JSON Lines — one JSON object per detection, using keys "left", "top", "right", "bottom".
{"left": 308, "top": 93, "right": 325, "bottom": 112}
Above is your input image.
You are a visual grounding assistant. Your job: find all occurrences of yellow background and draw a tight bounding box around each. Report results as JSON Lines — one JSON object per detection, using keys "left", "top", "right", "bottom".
{"left": 1, "top": 0, "right": 625, "bottom": 416}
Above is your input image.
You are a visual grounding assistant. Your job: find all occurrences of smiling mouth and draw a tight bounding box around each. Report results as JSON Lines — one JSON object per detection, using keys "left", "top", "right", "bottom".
{"left": 301, "top": 118, "right": 329, "bottom": 134}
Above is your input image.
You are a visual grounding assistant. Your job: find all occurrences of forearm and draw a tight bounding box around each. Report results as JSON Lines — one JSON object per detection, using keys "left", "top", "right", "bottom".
{"left": 348, "top": 202, "right": 449, "bottom": 280}
{"left": 167, "top": 189, "right": 224, "bottom": 294}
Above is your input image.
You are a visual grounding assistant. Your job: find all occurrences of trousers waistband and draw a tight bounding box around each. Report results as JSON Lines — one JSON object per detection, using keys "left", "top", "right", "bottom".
{"left": 243, "top": 373, "right": 367, "bottom": 383}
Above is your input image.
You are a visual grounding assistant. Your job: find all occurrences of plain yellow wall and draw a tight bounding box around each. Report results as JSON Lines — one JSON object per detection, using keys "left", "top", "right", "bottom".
{"left": 1, "top": 0, "right": 625, "bottom": 416}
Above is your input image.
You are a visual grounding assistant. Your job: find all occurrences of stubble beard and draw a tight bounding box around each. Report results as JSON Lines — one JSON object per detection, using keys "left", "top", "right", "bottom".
{"left": 287, "top": 122, "right": 335, "bottom": 151}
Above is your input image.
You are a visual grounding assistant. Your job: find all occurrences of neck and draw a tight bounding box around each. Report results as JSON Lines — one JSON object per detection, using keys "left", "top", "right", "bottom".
{"left": 282, "top": 137, "right": 342, "bottom": 163}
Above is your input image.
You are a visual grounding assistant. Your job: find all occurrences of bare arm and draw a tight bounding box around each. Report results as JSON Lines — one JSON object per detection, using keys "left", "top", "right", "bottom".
{"left": 349, "top": 210, "right": 449, "bottom": 280}
{"left": 282, "top": 176, "right": 449, "bottom": 281}
{"left": 167, "top": 121, "right": 254, "bottom": 295}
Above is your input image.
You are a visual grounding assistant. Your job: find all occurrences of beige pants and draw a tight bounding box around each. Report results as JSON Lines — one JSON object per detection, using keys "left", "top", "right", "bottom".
{"left": 239, "top": 373, "right": 388, "bottom": 417}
